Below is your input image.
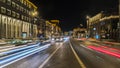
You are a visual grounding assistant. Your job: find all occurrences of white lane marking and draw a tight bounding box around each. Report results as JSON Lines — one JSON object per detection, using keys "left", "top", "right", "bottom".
{"left": 39, "top": 44, "right": 62, "bottom": 68}
{"left": 69, "top": 42, "right": 86, "bottom": 68}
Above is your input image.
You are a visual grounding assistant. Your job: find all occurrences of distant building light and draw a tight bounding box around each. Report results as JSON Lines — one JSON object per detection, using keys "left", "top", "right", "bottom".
{"left": 96, "top": 35, "right": 99, "bottom": 39}
{"left": 93, "top": 28, "right": 96, "bottom": 30}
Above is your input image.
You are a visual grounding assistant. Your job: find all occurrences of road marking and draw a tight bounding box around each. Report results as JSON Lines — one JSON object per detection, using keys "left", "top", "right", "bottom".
{"left": 69, "top": 42, "right": 86, "bottom": 68}
{"left": 39, "top": 44, "right": 62, "bottom": 68}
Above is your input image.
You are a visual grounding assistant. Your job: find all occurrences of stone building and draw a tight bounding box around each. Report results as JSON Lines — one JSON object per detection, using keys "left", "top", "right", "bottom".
{"left": 87, "top": 12, "right": 119, "bottom": 40}
{"left": 0, "top": 0, "right": 38, "bottom": 39}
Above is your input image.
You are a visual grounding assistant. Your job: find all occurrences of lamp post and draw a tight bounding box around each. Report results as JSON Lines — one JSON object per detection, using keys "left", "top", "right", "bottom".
{"left": 86, "top": 15, "right": 90, "bottom": 38}
{"left": 31, "top": 10, "right": 38, "bottom": 39}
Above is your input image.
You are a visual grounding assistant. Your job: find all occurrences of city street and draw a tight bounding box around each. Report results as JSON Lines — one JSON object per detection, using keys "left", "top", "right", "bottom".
{"left": 0, "top": 0, "right": 119, "bottom": 68}
{"left": 0, "top": 38, "right": 119, "bottom": 68}
{"left": 2, "top": 39, "right": 81, "bottom": 68}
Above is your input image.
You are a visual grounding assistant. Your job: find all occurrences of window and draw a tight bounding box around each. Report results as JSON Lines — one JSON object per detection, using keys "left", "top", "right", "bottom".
{"left": 16, "top": 13, "right": 20, "bottom": 18}
{"left": 20, "top": 0, "right": 23, "bottom": 4}
{"left": 29, "top": 4, "right": 31, "bottom": 8}
{"left": 21, "top": 7, "right": 23, "bottom": 12}
{"left": 24, "top": 9, "right": 26, "bottom": 13}
{"left": 29, "top": 11, "right": 31, "bottom": 15}
{"left": 7, "top": 9, "right": 11, "bottom": 15}
{"left": 7, "top": 0, "right": 11, "bottom": 5}
{"left": 21, "top": 15, "right": 24, "bottom": 20}
{"left": 16, "top": 4, "right": 19, "bottom": 10}
{"left": 24, "top": 1, "right": 26, "bottom": 5}
{"left": 12, "top": 2, "right": 15, "bottom": 8}
{"left": 24, "top": 16, "right": 26, "bottom": 20}
{"left": 1, "top": 7, "right": 6, "bottom": 13}
{"left": 26, "top": 2, "right": 29, "bottom": 7}
{"left": 27, "top": 10, "right": 29, "bottom": 15}
{"left": 12, "top": 11, "right": 16, "bottom": 17}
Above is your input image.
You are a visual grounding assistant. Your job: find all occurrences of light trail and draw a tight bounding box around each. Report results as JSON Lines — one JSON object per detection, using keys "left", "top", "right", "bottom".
{"left": 88, "top": 46, "right": 120, "bottom": 58}
{"left": 0, "top": 44, "right": 51, "bottom": 68}
{"left": 0, "top": 43, "right": 40, "bottom": 56}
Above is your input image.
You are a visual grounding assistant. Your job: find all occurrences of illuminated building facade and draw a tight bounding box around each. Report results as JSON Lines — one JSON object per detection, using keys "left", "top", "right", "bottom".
{"left": 45, "top": 20, "right": 62, "bottom": 39}
{"left": 87, "top": 12, "right": 119, "bottom": 40}
{"left": 73, "top": 28, "right": 87, "bottom": 38}
{"left": 0, "top": 0, "right": 38, "bottom": 39}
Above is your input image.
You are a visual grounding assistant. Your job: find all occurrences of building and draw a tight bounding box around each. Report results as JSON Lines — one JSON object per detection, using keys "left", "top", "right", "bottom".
{"left": 73, "top": 27, "right": 87, "bottom": 38}
{"left": 45, "top": 20, "right": 62, "bottom": 39}
{"left": 0, "top": 0, "right": 38, "bottom": 39}
{"left": 37, "top": 19, "right": 46, "bottom": 39}
{"left": 87, "top": 12, "right": 119, "bottom": 40}
{"left": 45, "top": 20, "right": 52, "bottom": 39}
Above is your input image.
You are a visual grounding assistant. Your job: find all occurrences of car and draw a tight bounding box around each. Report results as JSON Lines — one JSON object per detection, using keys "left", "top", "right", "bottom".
{"left": 55, "top": 37, "right": 63, "bottom": 42}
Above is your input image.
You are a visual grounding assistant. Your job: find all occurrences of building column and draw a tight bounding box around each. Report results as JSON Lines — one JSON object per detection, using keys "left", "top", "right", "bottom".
{"left": 19, "top": 21, "right": 22, "bottom": 38}
{"left": 1, "top": 15, "right": 7, "bottom": 38}
{"left": 7, "top": 17, "right": 11, "bottom": 39}
{"left": 27, "top": 23, "right": 30, "bottom": 38}
{"left": 11, "top": 20, "right": 14, "bottom": 38}
{"left": 29, "top": 23, "right": 31, "bottom": 37}
{"left": 15, "top": 21, "right": 17, "bottom": 38}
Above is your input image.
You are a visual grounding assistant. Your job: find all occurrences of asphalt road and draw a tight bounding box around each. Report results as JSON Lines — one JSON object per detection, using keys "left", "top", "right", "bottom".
{"left": 71, "top": 39, "right": 120, "bottom": 68}
{"left": 3, "top": 39, "right": 120, "bottom": 68}
{"left": 3, "top": 40, "right": 81, "bottom": 68}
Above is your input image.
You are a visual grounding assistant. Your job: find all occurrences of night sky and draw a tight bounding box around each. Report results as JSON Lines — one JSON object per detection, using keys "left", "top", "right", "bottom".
{"left": 29, "top": 0, "right": 118, "bottom": 31}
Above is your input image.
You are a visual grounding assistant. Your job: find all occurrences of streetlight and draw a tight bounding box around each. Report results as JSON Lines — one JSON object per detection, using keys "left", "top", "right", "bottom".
{"left": 31, "top": 11, "right": 38, "bottom": 17}
{"left": 80, "top": 24, "right": 83, "bottom": 28}
{"left": 31, "top": 10, "right": 39, "bottom": 39}
{"left": 86, "top": 15, "right": 91, "bottom": 38}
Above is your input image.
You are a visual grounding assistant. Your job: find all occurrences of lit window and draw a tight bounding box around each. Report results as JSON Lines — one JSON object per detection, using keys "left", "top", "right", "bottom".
{"left": 21, "top": 0, "right": 23, "bottom": 4}
{"left": 29, "top": 11, "right": 31, "bottom": 15}
{"left": 20, "top": 0, "right": 23, "bottom": 4}
{"left": 24, "top": 1, "right": 26, "bottom": 5}
{"left": 21, "top": 7, "right": 23, "bottom": 12}
{"left": 16, "top": 13, "right": 20, "bottom": 18}
{"left": 7, "top": 0, "right": 11, "bottom": 5}
{"left": 29, "top": 4, "right": 31, "bottom": 8}
{"left": 7, "top": 9, "right": 11, "bottom": 15}
{"left": 1, "top": 7, "right": 6, "bottom": 13}
{"left": 26, "top": 2, "right": 29, "bottom": 7}
{"left": 12, "top": 2, "right": 15, "bottom": 8}
{"left": 12, "top": 11, "right": 16, "bottom": 17}
{"left": 16, "top": 4, "right": 19, "bottom": 10}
